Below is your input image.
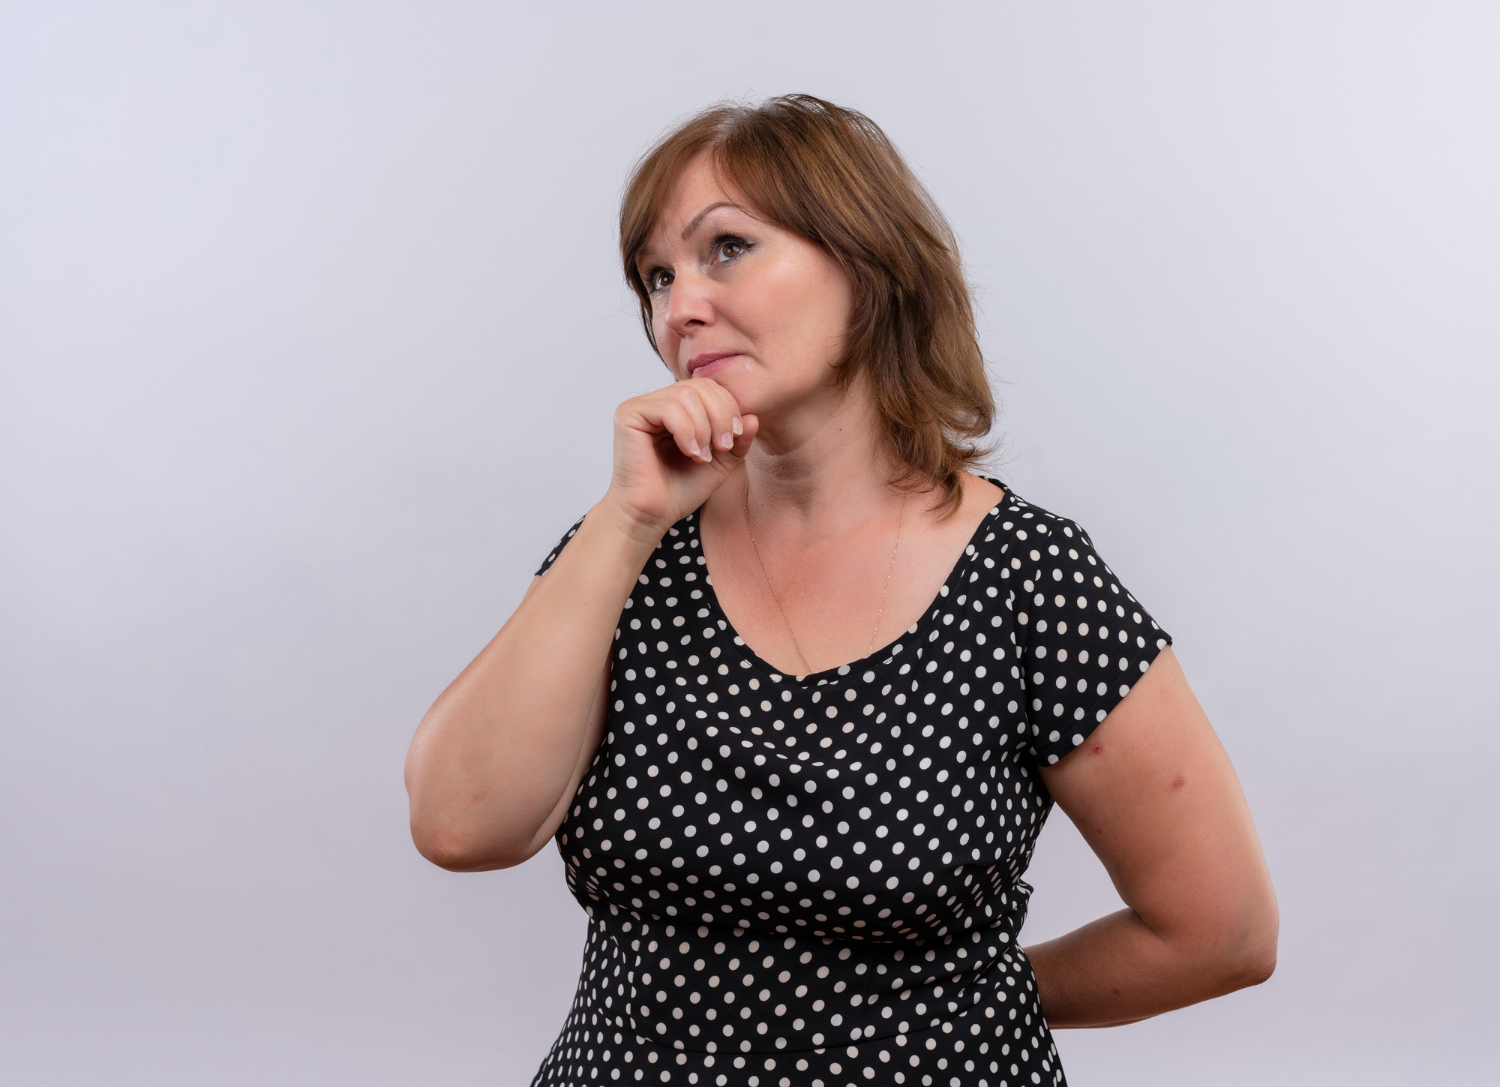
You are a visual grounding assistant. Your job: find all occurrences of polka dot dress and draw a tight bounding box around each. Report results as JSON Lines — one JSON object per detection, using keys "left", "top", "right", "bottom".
{"left": 527, "top": 477, "right": 1172, "bottom": 1086}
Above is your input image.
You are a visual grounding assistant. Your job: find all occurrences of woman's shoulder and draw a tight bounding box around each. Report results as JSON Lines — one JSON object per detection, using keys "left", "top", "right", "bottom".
{"left": 964, "top": 470, "right": 1008, "bottom": 511}
{"left": 970, "top": 474, "right": 1088, "bottom": 536}
{"left": 965, "top": 476, "right": 1140, "bottom": 583}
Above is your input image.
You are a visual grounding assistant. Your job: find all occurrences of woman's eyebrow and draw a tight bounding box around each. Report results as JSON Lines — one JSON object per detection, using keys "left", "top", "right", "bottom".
{"left": 637, "top": 201, "right": 746, "bottom": 263}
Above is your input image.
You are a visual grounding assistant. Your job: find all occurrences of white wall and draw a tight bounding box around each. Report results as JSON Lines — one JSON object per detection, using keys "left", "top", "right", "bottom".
{"left": 2, "top": 2, "right": 1494, "bottom": 1083}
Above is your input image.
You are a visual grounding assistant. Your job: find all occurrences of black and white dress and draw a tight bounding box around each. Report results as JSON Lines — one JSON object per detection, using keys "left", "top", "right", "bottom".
{"left": 527, "top": 476, "right": 1172, "bottom": 1086}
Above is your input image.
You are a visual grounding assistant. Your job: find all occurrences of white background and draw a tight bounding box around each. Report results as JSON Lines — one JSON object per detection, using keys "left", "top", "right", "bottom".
{"left": 3, "top": 2, "right": 1495, "bottom": 1083}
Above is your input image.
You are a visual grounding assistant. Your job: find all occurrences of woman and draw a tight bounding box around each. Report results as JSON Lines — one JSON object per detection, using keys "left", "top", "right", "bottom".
{"left": 405, "top": 93, "right": 1278, "bottom": 1085}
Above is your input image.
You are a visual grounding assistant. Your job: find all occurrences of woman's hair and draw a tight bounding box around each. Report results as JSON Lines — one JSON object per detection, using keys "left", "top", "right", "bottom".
{"left": 619, "top": 93, "right": 1005, "bottom": 522}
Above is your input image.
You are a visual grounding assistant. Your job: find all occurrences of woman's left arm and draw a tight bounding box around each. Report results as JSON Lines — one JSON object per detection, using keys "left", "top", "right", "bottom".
{"left": 1024, "top": 645, "right": 1279, "bottom": 1028}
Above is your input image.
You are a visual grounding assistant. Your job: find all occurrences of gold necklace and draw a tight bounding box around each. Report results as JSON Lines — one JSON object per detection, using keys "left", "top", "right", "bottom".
{"left": 741, "top": 475, "right": 907, "bottom": 676}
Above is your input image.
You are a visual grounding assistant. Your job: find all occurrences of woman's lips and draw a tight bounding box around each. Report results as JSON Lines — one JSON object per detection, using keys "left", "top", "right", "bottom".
{"left": 690, "top": 354, "right": 739, "bottom": 378}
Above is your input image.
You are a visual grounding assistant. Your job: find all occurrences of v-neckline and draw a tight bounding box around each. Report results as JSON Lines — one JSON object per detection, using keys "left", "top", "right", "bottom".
{"left": 692, "top": 475, "right": 1016, "bottom": 686}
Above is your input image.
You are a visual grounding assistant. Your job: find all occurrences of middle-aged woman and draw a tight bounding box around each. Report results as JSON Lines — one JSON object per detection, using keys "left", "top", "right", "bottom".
{"left": 405, "top": 93, "right": 1278, "bottom": 1086}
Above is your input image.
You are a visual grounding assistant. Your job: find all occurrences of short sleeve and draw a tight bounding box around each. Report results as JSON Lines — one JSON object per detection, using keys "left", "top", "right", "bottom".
{"left": 1018, "top": 516, "right": 1173, "bottom": 767}
{"left": 534, "top": 511, "right": 589, "bottom": 577}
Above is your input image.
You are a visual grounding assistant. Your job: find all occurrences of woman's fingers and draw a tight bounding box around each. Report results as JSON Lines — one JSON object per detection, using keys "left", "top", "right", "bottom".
{"left": 637, "top": 376, "right": 748, "bottom": 466}
{"left": 691, "top": 375, "right": 745, "bottom": 457}
{"left": 667, "top": 394, "right": 713, "bottom": 463}
{"left": 728, "top": 412, "right": 758, "bottom": 458}
{"left": 642, "top": 384, "right": 711, "bottom": 463}
{"left": 664, "top": 379, "right": 731, "bottom": 463}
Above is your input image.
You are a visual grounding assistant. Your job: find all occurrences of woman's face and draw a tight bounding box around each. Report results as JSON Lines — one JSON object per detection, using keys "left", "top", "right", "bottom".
{"left": 635, "top": 152, "right": 856, "bottom": 411}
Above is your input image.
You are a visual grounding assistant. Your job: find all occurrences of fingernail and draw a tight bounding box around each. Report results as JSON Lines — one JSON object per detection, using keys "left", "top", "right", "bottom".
{"left": 718, "top": 432, "right": 732, "bottom": 450}
{"left": 689, "top": 439, "right": 701, "bottom": 458}
{"left": 700, "top": 446, "right": 713, "bottom": 463}
{"left": 732, "top": 416, "right": 743, "bottom": 436}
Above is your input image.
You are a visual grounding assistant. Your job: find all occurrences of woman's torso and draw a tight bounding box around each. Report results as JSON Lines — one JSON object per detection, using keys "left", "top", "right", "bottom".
{"left": 529, "top": 472, "right": 1085, "bottom": 1084}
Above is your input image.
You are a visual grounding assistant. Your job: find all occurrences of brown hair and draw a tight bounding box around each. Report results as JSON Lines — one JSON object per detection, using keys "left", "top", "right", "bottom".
{"left": 619, "top": 93, "right": 1006, "bottom": 522}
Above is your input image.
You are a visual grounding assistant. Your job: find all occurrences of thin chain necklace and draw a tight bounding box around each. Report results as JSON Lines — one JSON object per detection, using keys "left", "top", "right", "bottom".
{"left": 741, "top": 475, "right": 907, "bottom": 677}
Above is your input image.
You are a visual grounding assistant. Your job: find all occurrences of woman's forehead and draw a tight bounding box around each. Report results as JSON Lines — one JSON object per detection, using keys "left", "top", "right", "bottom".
{"left": 654, "top": 158, "right": 739, "bottom": 226}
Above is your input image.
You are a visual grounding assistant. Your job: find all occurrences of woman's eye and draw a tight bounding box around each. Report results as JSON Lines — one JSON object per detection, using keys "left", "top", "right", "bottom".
{"left": 643, "top": 236, "right": 752, "bottom": 294}
{"left": 713, "top": 235, "right": 750, "bottom": 261}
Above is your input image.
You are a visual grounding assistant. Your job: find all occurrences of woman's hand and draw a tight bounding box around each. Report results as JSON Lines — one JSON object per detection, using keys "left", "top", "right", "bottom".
{"left": 602, "top": 375, "right": 760, "bottom": 535}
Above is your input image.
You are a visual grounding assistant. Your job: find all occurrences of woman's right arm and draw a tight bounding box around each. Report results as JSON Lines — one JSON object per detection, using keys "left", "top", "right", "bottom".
{"left": 403, "top": 496, "right": 667, "bottom": 872}
{"left": 405, "top": 373, "right": 759, "bottom": 871}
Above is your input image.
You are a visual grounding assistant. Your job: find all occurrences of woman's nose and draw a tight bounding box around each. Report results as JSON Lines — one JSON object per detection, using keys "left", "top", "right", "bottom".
{"left": 662, "top": 269, "right": 716, "bottom": 338}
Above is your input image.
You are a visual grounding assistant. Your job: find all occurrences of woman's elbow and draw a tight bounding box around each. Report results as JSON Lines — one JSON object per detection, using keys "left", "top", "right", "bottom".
{"left": 1218, "top": 895, "right": 1280, "bottom": 988}
{"left": 409, "top": 820, "right": 533, "bottom": 873}
{"left": 1164, "top": 889, "right": 1278, "bottom": 992}
{"left": 1231, "top": 935, "right": 1277, "bottom": 988}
